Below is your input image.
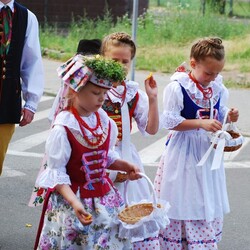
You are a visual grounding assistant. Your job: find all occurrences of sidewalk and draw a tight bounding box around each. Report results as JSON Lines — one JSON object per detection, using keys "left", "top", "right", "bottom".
{"left": 43, "top": 58, "right": 250, "bottom": 136}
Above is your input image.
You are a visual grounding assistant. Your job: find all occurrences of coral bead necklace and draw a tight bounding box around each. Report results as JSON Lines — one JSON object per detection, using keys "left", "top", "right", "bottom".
{"left": 71, "top": 107, "right": 104, "bottom": 147}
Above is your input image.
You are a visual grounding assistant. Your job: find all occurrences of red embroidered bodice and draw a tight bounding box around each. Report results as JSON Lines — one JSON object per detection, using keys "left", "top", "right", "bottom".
{"left": 102, "top": 92, "right": 139, "bottom": 141}
{"left": 64, "top": 123, "right": 112, "bottom": 198}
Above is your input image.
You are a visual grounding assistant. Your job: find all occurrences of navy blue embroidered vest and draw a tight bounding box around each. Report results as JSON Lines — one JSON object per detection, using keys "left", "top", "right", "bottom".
{"left": 0, "top": 2, "right": 28, "bottom": 123}
{"left": 180, "top": 84, "right": 220, "bottom": 119}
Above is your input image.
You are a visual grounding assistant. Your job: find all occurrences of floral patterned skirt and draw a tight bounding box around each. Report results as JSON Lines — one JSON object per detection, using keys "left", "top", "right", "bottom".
{"left": 37, "top": 186, "right": 131, "bottom": 250}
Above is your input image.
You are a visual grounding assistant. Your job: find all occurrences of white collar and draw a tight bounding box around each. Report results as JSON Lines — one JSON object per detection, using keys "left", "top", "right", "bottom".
{"left": 0, "top": 0, "right": 14, "bottom": 12}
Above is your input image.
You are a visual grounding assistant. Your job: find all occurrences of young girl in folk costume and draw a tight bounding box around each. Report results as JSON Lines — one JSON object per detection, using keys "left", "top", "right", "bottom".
{"left": 101, "top": 32, "right": 158, "bottom": 198}
{"left": 101, "top": 32, "right": 160, "bottom": 249}
{"left": 34, "top": 55, "right": 142, "bottom": 250}
{"left": 29, "top": 39, "right": 102, "bottom": 206}
{"left": 154, "top": 37, "right": 239, "bottom": 249}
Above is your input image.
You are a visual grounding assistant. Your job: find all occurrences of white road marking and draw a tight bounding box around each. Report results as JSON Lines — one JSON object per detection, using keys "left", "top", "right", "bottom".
{"left": 6, "top": 150, "right": 44, "bottom": 158}
{"left": 224, "top": 137, "right": 249, "bottom": 161}
{"left": 139, "top": 137, "right": 166, "bottom": 164}
{"left": 40, "top": 96, "right": 54, "bottom": 102}
{"left": 224, "top": 161, "right": 250, "bottom": 168}
{"left": 33, "top": 109, "right": 51, "bottom": 123}
{"left": 1, "top": 167, "right": 26, "bottom": 177}
{"left": 7, "top": 130, "right": 50, "bottom": 152}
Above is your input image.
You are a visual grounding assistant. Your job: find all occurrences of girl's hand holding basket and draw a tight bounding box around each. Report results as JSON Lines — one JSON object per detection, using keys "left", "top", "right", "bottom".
{"left": 197, "top": 108, "right": 244, "bottom": 170}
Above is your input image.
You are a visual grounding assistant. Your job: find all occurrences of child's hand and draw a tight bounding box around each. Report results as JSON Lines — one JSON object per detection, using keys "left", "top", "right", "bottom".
{"left": 127, "top": 164, "right": 141, "bottom": 181}
{"left": 200, "top": 119, "right": 222, "bottom": 132}
{"left": 72, "top": 199, "right": 93, "bottom": 225}
{"left": 227, "top": 108, "right": 239, "bottom": 123}
{"left": 144, "top": 72, "right": 158, "bottom": 99}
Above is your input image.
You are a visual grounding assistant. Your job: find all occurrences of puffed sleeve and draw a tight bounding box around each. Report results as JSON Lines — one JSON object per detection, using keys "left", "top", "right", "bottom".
{"left": 160, "top": 81, "right": 185, "bottom": 130}
{"left": 133, "top": 89, "right": 149, "bottom": 135}
{"left": 36, "top": 125, "right": 71, "bottom": 188}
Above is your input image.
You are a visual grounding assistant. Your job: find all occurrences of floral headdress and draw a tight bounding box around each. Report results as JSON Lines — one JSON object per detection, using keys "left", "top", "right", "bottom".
{"left": 57, "top": 54, "right": 126, "bottom": 91}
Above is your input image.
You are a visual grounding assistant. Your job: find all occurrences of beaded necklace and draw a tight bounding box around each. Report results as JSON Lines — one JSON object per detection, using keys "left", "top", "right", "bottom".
{"left": 71, "top": 107, "right": 104, "bottom": 147}
{"left": 189, "top": 72, "right": 213, "bottom": 100}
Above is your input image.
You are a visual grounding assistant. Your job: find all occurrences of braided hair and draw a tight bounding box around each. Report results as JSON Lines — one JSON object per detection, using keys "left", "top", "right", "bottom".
{"left": 190, "top": 37, "right": 225, "bottom": 62}
{"left": 101, "top": 32, "right": 136, "bottom": 59}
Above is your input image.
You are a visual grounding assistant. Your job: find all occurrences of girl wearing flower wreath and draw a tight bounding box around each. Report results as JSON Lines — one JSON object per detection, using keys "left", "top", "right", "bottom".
{"left": 154, "top": 37, "right": 239, "bottom": 249}
{"left": 28, "top": 39, "right": 102, "bottom": 207}
{"left": 101, "top": 32, "right": 159, "bottom": 203}
{"left": 34, "top": 55, "right": 141, "bottom": 250}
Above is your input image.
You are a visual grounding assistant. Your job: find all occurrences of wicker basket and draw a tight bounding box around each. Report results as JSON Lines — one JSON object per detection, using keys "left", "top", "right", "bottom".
{"left": 223, "top": 130, "right": 242, "bottom": 152}
{"left": 118, "top": 202, "right": 161, "bottom": 225}
{"left": 213, "top": 124, "right": 244, "bottom": 152}
{"left": 118, "top": 173, "right": 160, "bottom": 225}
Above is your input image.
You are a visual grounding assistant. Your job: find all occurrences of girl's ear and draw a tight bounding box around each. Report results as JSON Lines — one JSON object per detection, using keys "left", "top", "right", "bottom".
{"left": 190, "top": 58, "right": 196, "bottom": 69}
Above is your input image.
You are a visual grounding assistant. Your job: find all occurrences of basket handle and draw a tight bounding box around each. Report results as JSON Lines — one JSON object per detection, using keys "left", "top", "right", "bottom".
{"left": 123, "top": 172, "right": 157, "bottom": 207}
{"left": 222, "top": 109, "right": 229, "bottom": 131}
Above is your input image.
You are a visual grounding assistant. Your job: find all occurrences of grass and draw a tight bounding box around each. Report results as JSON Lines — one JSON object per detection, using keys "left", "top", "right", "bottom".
{"left": 40, "top": 0, "right": 250, "bottom": 86}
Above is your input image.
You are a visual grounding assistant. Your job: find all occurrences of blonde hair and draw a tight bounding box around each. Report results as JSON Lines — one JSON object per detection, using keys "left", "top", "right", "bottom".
{"left": 65, "top": 87, "right": 78, "bottom": 109}
{"left": 190, "top": 37, "right": 225, "bottom": 62}
{"left": 101, "top": 32, "right": 136, "bottom": 59}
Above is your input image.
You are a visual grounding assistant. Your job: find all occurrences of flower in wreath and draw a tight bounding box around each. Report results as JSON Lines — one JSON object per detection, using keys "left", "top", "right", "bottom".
{"left": 58, "top": 54, "right": 126, "bottom": 92}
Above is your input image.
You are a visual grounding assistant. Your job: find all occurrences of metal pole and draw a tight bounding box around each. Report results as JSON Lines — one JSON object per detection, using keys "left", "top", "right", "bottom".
{"left": 201, "top": 0, "right": 206, "bottom": 16}
{"left": 130, "top": 0, "right": 139, "bottom": 81}
{"left": 229, "top": 0, "right": 233, "bottom": 16}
